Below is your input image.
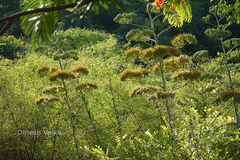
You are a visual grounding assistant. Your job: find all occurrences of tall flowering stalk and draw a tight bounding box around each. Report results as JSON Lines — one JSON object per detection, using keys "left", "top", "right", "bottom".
{"left": 35, "top": 33, "right": 98, "bottom": 159}
{"left": 115, "top": 1, "right": 197, "bottom": 132}
{"left": 203, "top": 2, "right": 240, "bottom": 129}
{"left": 120, "top": 33, "right": 199, "bottom": 132}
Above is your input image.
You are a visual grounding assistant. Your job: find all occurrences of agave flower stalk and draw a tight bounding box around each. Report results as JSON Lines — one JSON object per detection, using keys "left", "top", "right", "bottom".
{"left": 60, "top": 77, "right": 81, "bottom": 159}
{"left": 221, "top": 40, "right": 239, "bottom": 129}
{"left": 158, "top": 60, "right": 173, "bottom": 132}
{"left": 203, "top": 3, "right": 239, "bottom": 129}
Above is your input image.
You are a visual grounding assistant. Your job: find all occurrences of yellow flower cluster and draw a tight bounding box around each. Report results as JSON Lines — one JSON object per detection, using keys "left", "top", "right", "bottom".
{"left": 37, "top": 65, "right": 59, "bottom": 76}
{"left": 35, "top": 97, "right": 60, "bottom": 105}
{"left": 48, "top": 70, "right": 76, "bottom": 81}
{"left": 125, "top": 48, "right": 142, "bottom": 61}
{"left": 129, "top": 86, "right": 158, "bottom": 98}
{"left": 172, "top": 70, "right": 202, "bottom": 80}
{"left": 119, "top": 68, "right": 150, "bottom": 81}
{"left": 171, "top": 33, "right": 197, "bottom": 48}
{"left": 37, "top": 65, "right": 49, "bottom": 73}
{"left": 148, "top": 91, "right": 175, "bottom": 100}
{"left": 42, "top": 86, "right": 65, "bottom": 94}
{"left": 142, "top": 45, "right": 180, "bottom": 60}
{"left": 75, "top": 83, "right": 98, "bottom": 92}
{"left": 164, "top": 54, "right": 190, "bottom": 71}
{"left": 69, "top": 65, "right": 90, "bottom": 75}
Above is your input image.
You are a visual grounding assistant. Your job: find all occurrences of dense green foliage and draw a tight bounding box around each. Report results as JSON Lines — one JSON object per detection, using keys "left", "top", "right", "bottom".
{"left": 1, "top": 27, "right": 239, "bottom": 160}
{"left": 0, "top": 0, "right": 240, "bottom": 159}
{"left": 0, "top": 0, "right": 235, "bottom": 57}
{"left": 0, "top": 35, "right": 28, "bottom": 59}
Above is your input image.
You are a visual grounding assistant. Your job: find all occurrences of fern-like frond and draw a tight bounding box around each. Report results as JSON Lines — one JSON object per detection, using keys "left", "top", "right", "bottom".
{"left": 20, "top": 0, "right": 125, "bottom": 48}
{"left": 163, "top": 8, "right": 183, "bottom": 27}
{"left": 163, "top": 2, "right": 192, "bottom": 27}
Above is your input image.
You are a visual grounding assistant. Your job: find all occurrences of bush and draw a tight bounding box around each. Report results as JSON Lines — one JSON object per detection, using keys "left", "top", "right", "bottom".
{"left": 0, "top": 35, "right": 27, "bottom": 59}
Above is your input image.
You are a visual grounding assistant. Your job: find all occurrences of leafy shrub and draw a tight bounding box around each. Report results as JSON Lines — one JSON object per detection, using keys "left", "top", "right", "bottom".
{"left": 0, "top": 35, "right": 26, "bottom": 59}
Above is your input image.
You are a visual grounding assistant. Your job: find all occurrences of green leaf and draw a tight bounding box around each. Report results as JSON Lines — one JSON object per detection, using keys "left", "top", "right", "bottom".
{"left": 163, "top": 3, "right": 192, "bottom": 27}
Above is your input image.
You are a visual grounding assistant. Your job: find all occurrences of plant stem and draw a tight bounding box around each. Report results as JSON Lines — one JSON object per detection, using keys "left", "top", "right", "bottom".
{"left": 221, "top": 40, "right": 239, "bottom": 129}
{"left": 159, "top": 61, "right": 173, "bottom": 132}
{"left": 57, "top": 58, "right": 81, "bottom": 159}
{"left": 81, "top": 92, "right": 101, "bottom": 146}
{"left": 146, "top": 3, "right": 158, "bottom": 45}
{"left": 62, "top": 79, "right": 81, "bottom": 159}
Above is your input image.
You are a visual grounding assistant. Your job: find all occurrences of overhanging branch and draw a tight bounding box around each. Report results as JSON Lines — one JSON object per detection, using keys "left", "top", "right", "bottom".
{"left": 0, "top": 1, "right": 90, "bottom": 36}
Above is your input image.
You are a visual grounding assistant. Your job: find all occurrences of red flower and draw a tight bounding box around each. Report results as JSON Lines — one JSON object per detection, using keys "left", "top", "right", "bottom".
{"left": 158, "top": 3, "right": 163, "bottom": 8}
{"left": 182, "top": 0, "right": 186, "bottom": 4}
{"left": 152, "top": 0, "right": 165, "bottom": 9}
{"left": 155, "top": 0, "right": 164, "bottom": 4}
{"left": 171, "top": 4, "right": 176, "bottom": 9}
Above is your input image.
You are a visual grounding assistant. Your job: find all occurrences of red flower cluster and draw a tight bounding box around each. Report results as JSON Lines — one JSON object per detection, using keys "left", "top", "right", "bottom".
{"left": 153, "top": 0, "right": 186, "bottom": 10}
{"left": 152, "top": 0, "right": 165, "bottom": 9}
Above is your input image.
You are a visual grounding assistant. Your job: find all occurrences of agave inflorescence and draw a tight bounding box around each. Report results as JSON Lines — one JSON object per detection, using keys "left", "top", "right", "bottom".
{"left": 125, "top": 48, "right": 142, "bottom": 61}
{"left": 142, "top": 45, "right": 180, "bottom": 60}
{"left": 35, "top": 97, "right": 47, "bottom": 105}
{"left": 75, "top": 83, "right": 98, "bottom": 92}
{"left": 69, "top": 65, "right": 90, "bottom": 75}
{"left": 129, "top": 86, "right": 158, "bottom": 98}
{"left": 119, "top": 68, "right": 150, "bottom": 81}
{"left": 171, "top": 33, "right": 197, "bottom": 48}
{"left": 35, "top": 96, "right": 60, "bottom": 105}
{"left": 148, "top": 91, "right": 175, "bottom": 100}
{"left": 37, "top": 65, "right": 50, "bottom": 76}
{"left": 48, "top": 70, "right": 76, "bottom": 81}
{"left": 42, "top": 86, "right": 65, "bottom": 94}
{"left": 172, "top": 70, "right": 202, "bottom": 80}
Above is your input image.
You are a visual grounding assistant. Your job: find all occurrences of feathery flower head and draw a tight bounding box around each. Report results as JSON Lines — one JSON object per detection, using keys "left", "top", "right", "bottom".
{"left": 171, "top": 33, "right": 197, "bottom": 48}
{"left": 37, "top": 65, "right": 50, "bottom": 76}
{"left": 48, "top": 70, "right": 76, "bottom": 81}
{"left": 178, "top": 54, "right": 190, "bottom": 64}
{"left": 47, "top": 97, "right": 60, "bottom": 102}
{"left": 42, "top": 86, "right": 64, "bottom": 94}
{"left": 173, "top": 69, "right": 201, "bottom": 80}
{"left": 153, "top": 45, "right": 180, "bottom": 58}
{"left": 125, "top": 48, "right": 142, "bottom": 61}
{"left": 153, "top": 64, "right": 160, "bottom": 74}
{"left": 75, "top": 83, "right": 98, "bottom": 92}
{"left": 164, "top": 58, "right": 178, "bottom": 71}
{"left": 148, "top": 91, "right": 175, "bottom": 100}
{"left": 142, "top": 48, "right": 155, "bottom": 60}
{"left": 69, "top": 65, "right": 90, "bottom": 75}
{"left": 119, "top": 68, "right": 149, "bottom": 81}
{"left": 128, "top": 87, "right": 141, "bottom": 98}
{"left": 164, "top": 54, "right": 190, "bottom": 71}
{"left": 129, "top": 86, "right": 158, "bottom": 98}
{"left": 35, "top": 97, "right": 47, "bottom": 105}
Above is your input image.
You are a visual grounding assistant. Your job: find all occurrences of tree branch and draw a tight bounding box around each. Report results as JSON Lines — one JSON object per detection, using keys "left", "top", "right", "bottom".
{"left": 0, "top": 1, "right": 90, "bottom": 36}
